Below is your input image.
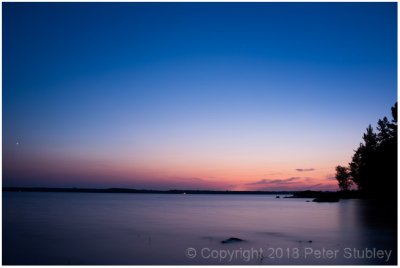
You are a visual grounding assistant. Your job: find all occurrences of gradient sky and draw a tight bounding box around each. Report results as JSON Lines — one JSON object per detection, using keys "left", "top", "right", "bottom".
{"left": 3, "top": 2, "right": 397, "bottom": 191}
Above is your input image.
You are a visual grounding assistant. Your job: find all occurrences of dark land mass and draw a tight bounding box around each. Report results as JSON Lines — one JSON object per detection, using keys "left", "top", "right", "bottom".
{"left": 288, "top": 190, "right": 364, "bottom": 199}
{"left": 289, "top": 190, "right": 397, "bottom": 201}
{"left": 3, "top": 188, "right": 395, "bottom": 202}
{"left": 3, "top": 187, "right": 297, "bottom": 195}
{"left": 0, "top": 187, "right": 373, "bottom": 198}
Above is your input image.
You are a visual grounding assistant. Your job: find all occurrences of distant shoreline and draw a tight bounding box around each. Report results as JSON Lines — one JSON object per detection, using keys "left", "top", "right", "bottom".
{"left": 4, "top": 188, "right": 382, "bottom": 200}
{"left": 2, "top": 187, "right": 308, "bottom": 195}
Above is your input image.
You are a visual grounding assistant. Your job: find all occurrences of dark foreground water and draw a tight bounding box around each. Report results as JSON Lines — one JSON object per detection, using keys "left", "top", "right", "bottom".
{"left": 3, "top": 192, "right": 397, "bottom": 265}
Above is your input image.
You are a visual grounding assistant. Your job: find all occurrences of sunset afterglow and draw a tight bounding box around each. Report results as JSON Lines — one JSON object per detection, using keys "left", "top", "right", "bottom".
{"left": 3, "top": 3, "right": 397, "bottom": 191}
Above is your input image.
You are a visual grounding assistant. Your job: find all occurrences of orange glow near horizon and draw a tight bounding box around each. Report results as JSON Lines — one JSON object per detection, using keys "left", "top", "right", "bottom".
{"left": 3, "top": 147, "right": 340, "bottom": 191}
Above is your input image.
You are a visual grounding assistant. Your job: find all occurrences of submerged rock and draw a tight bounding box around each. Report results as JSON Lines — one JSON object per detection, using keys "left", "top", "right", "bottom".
{"left": 312, "top": 197, "right": 339, "bottom": 203}
{"left": 221, "top": 237, "right": 245, "bottom": 244}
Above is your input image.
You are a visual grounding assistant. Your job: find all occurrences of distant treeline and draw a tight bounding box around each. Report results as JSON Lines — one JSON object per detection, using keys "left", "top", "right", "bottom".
{"left": 2, "top": 187, "right": 296, "bottom": 195}
{"left": 335, "top": 102, "right": 397, "bottom": 199}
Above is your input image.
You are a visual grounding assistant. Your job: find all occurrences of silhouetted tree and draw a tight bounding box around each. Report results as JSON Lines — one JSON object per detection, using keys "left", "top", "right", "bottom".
{"left": 335, "top": 165, "right": 352, "bottom": 191}
{"left": 349, "top": 125, "right": 378, "bottom": 193}
{"left": 377, "top": 116, "right": 391, "bottom": 142}
{"left": 344, "top": 102, "right": 397, "bottom": 198}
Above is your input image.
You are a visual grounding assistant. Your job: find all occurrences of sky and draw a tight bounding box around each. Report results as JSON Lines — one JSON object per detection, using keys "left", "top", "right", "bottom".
{"left": 3, "top": 3, "right": 397, "bottom": 191}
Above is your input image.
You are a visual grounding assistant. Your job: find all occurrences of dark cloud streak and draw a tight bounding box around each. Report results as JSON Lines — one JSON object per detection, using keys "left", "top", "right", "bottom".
{"left": 245, "top": 177, "right": 301, "bottom": 186}
{"left": 296, "top": 168, "right": 315, "bottom": 172}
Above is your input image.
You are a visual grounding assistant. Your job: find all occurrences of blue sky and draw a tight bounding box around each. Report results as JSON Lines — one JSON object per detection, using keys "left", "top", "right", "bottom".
{"left": 3, "top": 3, "right": 397, "bottom": 189}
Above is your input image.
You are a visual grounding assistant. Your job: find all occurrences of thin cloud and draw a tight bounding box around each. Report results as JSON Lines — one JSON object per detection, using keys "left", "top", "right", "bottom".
{"left": 246, "top": 177, "right": 301, "bottom": 186}
{"left": 309, "top": 183, "right": 322, "bottom": 188}
{"left": 324, "top": 174, "right": 337, "bottom": 181}
{"left": 245, "top": 179, "right": 269, "bottom": 185}
{"left": 268, "top": 177, "right": 301, "bottom": 184}
{"left": 296, "top": 168, "right": 315, "bottom": 172}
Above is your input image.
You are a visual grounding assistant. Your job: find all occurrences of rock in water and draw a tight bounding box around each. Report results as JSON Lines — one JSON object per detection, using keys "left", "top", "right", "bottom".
{"left": 312, "top": 197, "right": 339, "bottom": 203}
{"left": 221, "top": 237, "right": 244, "bottom": 244}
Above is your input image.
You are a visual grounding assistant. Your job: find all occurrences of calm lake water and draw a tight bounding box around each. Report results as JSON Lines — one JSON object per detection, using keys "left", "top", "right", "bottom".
{"left": 3, "top": 192, "right": 397, "bottom": 265}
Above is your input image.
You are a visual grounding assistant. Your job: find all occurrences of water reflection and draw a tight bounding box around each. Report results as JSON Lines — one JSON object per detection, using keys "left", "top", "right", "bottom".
{"left": 3, "top": 192, "right": 397, "bottom": 265}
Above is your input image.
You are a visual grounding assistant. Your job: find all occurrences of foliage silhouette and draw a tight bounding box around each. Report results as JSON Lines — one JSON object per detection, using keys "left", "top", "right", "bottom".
{"left": 335, "top": 165, "right": 352, "bottom": 191}
{"left": 336, "top": 103, "right": 397, "bottom": 199}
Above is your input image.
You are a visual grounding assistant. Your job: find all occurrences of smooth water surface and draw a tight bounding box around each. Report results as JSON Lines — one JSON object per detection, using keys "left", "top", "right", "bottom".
{"left": 3, "top": 192, "right": 397, "bottom": 265}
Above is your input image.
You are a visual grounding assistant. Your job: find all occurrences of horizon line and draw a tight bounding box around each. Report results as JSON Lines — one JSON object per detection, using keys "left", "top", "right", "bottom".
{"left": 2, "top": 186, "right": 338, "bottom": 194}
